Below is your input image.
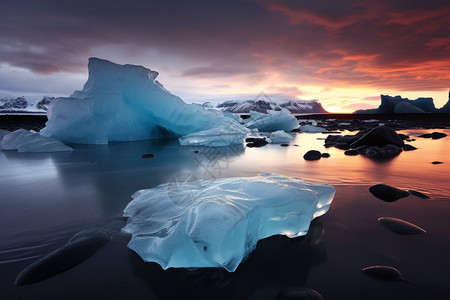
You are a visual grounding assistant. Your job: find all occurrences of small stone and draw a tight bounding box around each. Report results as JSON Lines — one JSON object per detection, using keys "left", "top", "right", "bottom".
{"left": 344, "top": 149, "right": 359, "bottom": 156}
{"left": 321, "top": 153, "right": 330, "bottom": 158}
{"left": 402, "top": 144, "right": 417, "bottom": 151}
{"left": 378, "top": 217, "right": 426, "bottom": 235}
{"left": 141, "top": 153, "right": 155, "bottom": 158}
{"left": 362, "top": 266, "right": 403, "bottom": 281}
{"left": 432, "top": 161, "right": 443, "bottom": 164}
{"left": 431, "top": 132, "right": 447, "bottom": 139}
{"left": 280, "top": 143, "right": 289, "bottom": 147}
{"left": 303, "top": 150, "right": 322, "bottom": 161}
{"left": 369, "top": 184, "right": 409, "bottom": 202}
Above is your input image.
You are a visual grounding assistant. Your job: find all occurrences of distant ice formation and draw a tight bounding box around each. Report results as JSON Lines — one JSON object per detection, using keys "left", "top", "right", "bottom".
{"left": 268, "top": 130, "right": 294, "bottom": 144}
{"left": 40, "top": 58, "right": 248, "bottom": 145}
{"left": 299, "top": 124, "right": 327, "bottom": 133}
{"left": 215, "top": 99, "right": 328, "bottom": 114}
{"left": 122, "top": 173, "right": 335, "bottom": 271}
{"left": 1, "top": 129, "right": 73, "bottom": 152}
{"left": 245, "top": 109, "right": 298, "bottom": 132}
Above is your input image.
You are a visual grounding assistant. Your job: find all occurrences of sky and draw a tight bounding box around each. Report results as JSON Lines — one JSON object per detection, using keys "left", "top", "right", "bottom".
{"left": 0, "top": 0, "right": 449, "bottom": 113}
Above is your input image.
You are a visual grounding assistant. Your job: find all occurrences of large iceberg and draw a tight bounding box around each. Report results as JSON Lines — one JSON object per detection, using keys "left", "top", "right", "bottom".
{"left": 40, "top": 58, "right": 247, "bottom": 145}
{"left": 1, "top": 129, "right": 73, "bottom": 152}
{"left": 122, "top": 173, "right": 335, "bottom": 272}
{"left": 244, "top": 109, "right": 298, "bottom": 132}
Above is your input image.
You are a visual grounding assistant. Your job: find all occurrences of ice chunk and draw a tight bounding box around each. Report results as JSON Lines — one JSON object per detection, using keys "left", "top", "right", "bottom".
{"left": 40, "top": 58, "right": 247, "bottom": 145}
{"left": 268, "top": 130, "right": 294, "bottom": 144}
{"left": 122, "top": 173, "right": 335, "bottom": 272}
{"left": 1, "top": 129, "right": 73, "bottom": 152}
{"left": 299, "top": 124, "right": 327, "bottom": 133}
{"left": 245, "top": 109, "right": 298, "bottom": 132}
{"left": 179, "top": 120, "right": 249, "bottom": 146}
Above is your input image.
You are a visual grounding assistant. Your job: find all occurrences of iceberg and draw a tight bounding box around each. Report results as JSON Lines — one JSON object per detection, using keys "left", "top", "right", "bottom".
{"left": 268, "top": 130, "right": 294, "bottom": 144}
{"left": 1, "top": 129, "right": 73, "bottom": 152}
{"left": 178, "top": 121, "right": 250, "bottom": 146}
{"left": 122, "top": 173, "right": 335, "bottom": 272}
{"left": 299, "top": 124, "right": 327, "bottom": 133}
{"left": 245, "top": 109, "right": 298, "bottom": 132}
{"left": 40, "top": 58, "right": 247, "bottom": 146}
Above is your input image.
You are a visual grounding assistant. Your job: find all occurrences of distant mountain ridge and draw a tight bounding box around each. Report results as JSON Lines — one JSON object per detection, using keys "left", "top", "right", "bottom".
{"left": 214, "top": 99, "right": 328, "bottom": 114}
{"left": 0, "top": 96, "right": 55, "bottom": 112}
{"left": 355, "top": 92, "right": 450, "bottom": 114}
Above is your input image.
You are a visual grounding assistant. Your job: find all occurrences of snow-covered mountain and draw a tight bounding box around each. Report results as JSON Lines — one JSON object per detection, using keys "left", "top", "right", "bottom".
{"left": 214, "top": 99, "right": 328, "bottom": 114}
{"left": 0, "top": 96, "right": 55, "bottom": 112}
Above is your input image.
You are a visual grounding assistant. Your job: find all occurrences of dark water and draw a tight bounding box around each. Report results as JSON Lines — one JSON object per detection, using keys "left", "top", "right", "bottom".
{"left": 1, "top": 129, "right": 449, "bottom": 299}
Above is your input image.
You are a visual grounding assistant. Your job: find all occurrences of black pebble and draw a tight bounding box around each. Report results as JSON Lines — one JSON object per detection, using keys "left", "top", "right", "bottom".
{"left": 141, "top": 153, "right": 155, "bottom": 158}
{"left": 303, "top": 150, "right": 322, "bottom": 161}
{"left": 369, "top": 184, "right": 409, "bottom": 202}
{"left": 378, "top": 217, "right": 426, "bottom": 235}
{"left": 362, "top": 265, "right": 403, "bottom": 281}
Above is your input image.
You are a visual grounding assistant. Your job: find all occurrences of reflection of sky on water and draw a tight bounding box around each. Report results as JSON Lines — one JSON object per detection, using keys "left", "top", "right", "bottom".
{"left": 0, "top": 129, "right": 449, "bottom": 299}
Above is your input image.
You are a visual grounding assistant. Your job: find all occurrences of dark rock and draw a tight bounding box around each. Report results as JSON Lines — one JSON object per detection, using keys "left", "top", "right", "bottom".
{"left": 432, "top": 161, "right": 443, "bottom": 164}
{"left": 369, "top": 184, "right": 409, "bottom": 202}
{"left": 356, "top": 145, "right": 371, "bottom": 154}
{"left": 418, "top": 133, "right": 432, "bottom": 138}
{"left": 408, "top": 190, "right": 431, "bottom": 199}
{"left": 364, "top": 144, "right": 402, "bottom": 159}
{"left": 431, "top": 132, "right": 447, "bottom": 139}
{"left": 246, "top": 138, "right": 268, "bottom": 148}
{"left": 350, "top": 126, "right": 404, "bottom": 148}
{"left": 303, "top": 150, "right": 322, "bottom": 161}
{"left": 362, "top": 266, "right": 403, "bottom": 281}
{"left": 321, "top": 153, "right": 330, "bottom": 158}
{"left": 193, "top": 150, "right": 199, "bottom": 154}
{"left": 141, "top": 153, "right": 155, "bottom": 158}
{"left": 276, "top": 288, "right": 324, "bottom": 300}
{"left": 280, "top": 143, "right": 289, "bottom": 147}
{"left": 378, "top": 217, "right": 426, "bottom": 235}
{"left": 344, "top": 149, "right": 359, "bottom": 156}
{"left": 402, "top": 144, "right": 417, "bottom": 151}
{"left": 398, "top": 133, "right": 410, "bottom": 140}
{"left": 15, "top": 230, "right": 111, "bottom": 285}
{"left": 36, "top": 96, "right": 55, "bottom": 111}
{"left": 334, "top": 142, "right": 350, "bottom": 150}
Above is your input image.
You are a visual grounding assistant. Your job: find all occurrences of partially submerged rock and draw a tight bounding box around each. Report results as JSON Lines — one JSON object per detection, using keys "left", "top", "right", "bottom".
{"left": 15, "top": 230, "right": 111, "bottom": 285}
{"left": 303, "top": 150, "right": 322, "bottom": 161}
{"left": 419, "top": 132, "right": 447, "bottom": 139}
{"left": 245, "top": 137, "right": 268, "bottom": 148}
{"left": 408, "top": 190, "right": 431, "bottom": 199}
{"left": 378, "top": 217, "right": 427, "bottom": 235}
{"left": 402, "top": 144, "right": 417, "bottom": 151}
{"left": 362, "top": 265, "right": 403, "bottom": 281}
{"left": 141, "top": 153, "right": 155, "bottom": 158}
{"left": 369, "top": 184, "right": 409, "bottom": 202}
{"left": 350, "top": 126, "right": 404, "bottom": 148}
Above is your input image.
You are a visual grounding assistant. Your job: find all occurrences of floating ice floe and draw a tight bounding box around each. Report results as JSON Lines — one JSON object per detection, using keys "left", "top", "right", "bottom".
{"left": 299, "top": 124, "right": 327, "bottom": 133}
{"left": 1, "top": 129, "right": 73, "bottom": 152}
{"left": 40, "top": 58, "right": 247, "bottom": 146}
{"left": 178, "top": 121, "right": 250, "bottom": 146}
{"left": 268, "top": 130, "right": 294, "bottom": 144}
{"left": 244, "top": 109, "right": 298, "bottom": 132}
{"left": 122, "top": 173, "right": 335, "bottom": 272}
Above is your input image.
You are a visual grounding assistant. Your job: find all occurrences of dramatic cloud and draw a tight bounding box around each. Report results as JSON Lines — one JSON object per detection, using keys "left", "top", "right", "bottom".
{"left": 0, "top": 0, "right": 449, "bottom": 111}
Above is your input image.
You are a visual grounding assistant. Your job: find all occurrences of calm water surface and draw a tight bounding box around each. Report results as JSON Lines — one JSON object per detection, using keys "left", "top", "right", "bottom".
{"left": 0, "top": 129, "right": 449, "bottom": 299}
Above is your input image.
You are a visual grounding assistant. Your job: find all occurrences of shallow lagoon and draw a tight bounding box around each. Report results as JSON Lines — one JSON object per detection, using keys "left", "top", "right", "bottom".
{"left": 1, "top": 129, "right": 449, "bottom": 299}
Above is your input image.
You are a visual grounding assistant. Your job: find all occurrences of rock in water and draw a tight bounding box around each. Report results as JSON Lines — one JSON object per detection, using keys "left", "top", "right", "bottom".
{"left": 431, "top": 132, "right": 447, "bottom": 139}
{"left": 432, "top": 161, "right": 443, "bottom": 165}
{"left": 402, "top": 144, "right": 417, "bottom": 151}
{"left": 321, "top": 153, "right": 330, "bottom": 158}
{"left": 362, "top": 266, "right": 403, "bottom": 281}
{"left": 344, "top": 149, "right": 359, "bottom": 156}
{"left": 408, "top": 190, "right": 431, "bottom": 199}
{"left": 303, "top": 150, "right": 322, "bottom": 161}
{"left": 122, "top": 174, "right": 335, "bottom": 272}
{"left": 350, "top": 126, "right": 404, "bottom": 148}
{"left": 378, "top": 217, "right": 427, "bottom": 235}
{"left": 369, "top": 184, "right": 409, "bottom": 202}
{"left": 141, "top": 153, "right": 155, "bottom": 158}
{"left": 15, "top": 230, "right": 111, "bottom": 285}
{"left": 276, "top": 288, "right": 324, "bottom": 300}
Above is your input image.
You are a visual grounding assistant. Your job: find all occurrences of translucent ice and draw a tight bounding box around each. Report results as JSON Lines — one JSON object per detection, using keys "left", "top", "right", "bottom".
{"left": 268, "top": 130, "right": 294, "bottom": 144}
{"left": 1, "top": 129, "right": 73, "bottom": 152}
{"left": 122, "top": 173, "right": 335, "bottom": 271}
{"left": 299, "top": 125, "right": 327, "bottom": 133}
{"left": 245, "top": 109, "right": 298, "bottom": 132}
{"left": 40, "top": 58, "right": 247, "bottom": 145}
{"left": 179, "top": 121, "right": 249, "bottom": 146}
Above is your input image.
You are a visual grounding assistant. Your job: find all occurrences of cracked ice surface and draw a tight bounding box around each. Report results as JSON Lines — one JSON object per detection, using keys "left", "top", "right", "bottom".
{"left": 122, "top": 173, "right": 335, "bottom": 271}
